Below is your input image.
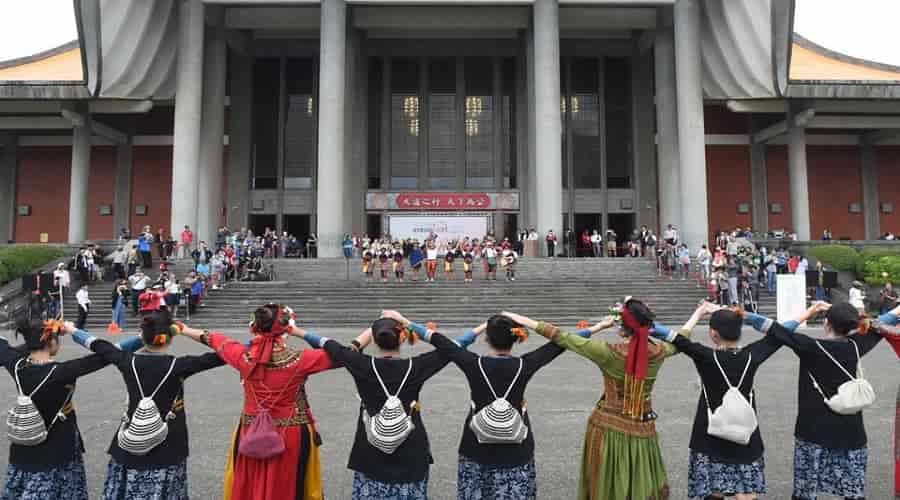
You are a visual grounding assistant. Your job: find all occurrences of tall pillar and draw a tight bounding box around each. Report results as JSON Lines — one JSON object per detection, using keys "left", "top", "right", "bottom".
{"left": 525, "top": 21, "right": 537, "bottom": 228}
{"left": 170, "top": 0, "right": 204, "bottom": 239}
{"left": 0, "top": 135, "right": 17, "bottom": 243}
{"left": 632, "top": 46, "right": 658, "bottom": 233}
{"left": 654, "top": 9, "right": 681, "bottom": 233}
{"left": 68, "top": 118, "right": 92, "bottom": 243}
{"left": 532, "top": 0, "right": 563, "bottom": 250}
{"left": 673, "top": 0, "right": 709, "bottom": 251}
{"left": 113, "top": 140, "right": 133, "bottom": 238}
{"left": 198, "top": 13, "right": 227, "bottom": 245}
{"left": 316, "top": 0, "right": 347, "bottom": 257}
{"left": 860, "top": 138, "right": 880, "bottom": 240}
{"left": 749, "top": 117, "right": 769, "bottom": 233}
{"left": 227, "top": 50, "right": 252, "bottom": 231}
{"left": 787, "top": 104, "right": 811, "bottom": 240}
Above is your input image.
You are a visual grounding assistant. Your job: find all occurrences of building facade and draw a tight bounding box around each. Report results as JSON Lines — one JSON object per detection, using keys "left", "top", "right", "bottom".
{"left": 1, "top": 0, "right": 899, "bottom": 256}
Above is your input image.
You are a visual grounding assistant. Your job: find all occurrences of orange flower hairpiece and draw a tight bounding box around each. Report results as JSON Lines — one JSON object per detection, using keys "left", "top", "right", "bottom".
{"left": 577, "top": 320, "right": 589, "bottom": 330}
{"left": 857, "top": 317, "right": 871, "bottom": 335}
{"left": 40, "top": 319, "right": 64, "bottom": 342}
{"left": 152, "top": 334, "right": 169, "bottom": 346}
{"left": 511, "top": 327, "right": 528, "bottom": 343}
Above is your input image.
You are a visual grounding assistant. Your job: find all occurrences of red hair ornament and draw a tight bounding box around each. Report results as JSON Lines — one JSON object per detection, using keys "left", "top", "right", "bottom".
{"left": 621, "top": 307, "right": 650, "bottom": 419}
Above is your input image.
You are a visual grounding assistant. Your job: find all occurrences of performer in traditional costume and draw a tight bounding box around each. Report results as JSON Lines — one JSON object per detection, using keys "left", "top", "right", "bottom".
{"left": 392, "top": 243, "right": 405, "bottom": 282}
{"left": 409, "top": 241, "right": 424, "bottom": 282}
{"left": 1, "top": 319, "right": 142, "bottom": 500}
{"left": 501, "top": 299, "right": 709, "bottom": 500}
{"left": 483, "top": 242, "right": 498, "bottom": 281}
{"left": 444, "top": 249, "right": 456, "bottom": 280}
{"left": 868, "top": 304, "right": 900, "bottom": 499}
{"left": 425, "top": 240, "right": 439, "bottom": 282}
{"left": 362, "top": 248, "right": 375, "bottom": 282}
{"left": 462, "top": 247, "right": 475, "bottom": 283}
{"left": 378, "top": 245, "right": 390, "bottom": 283}
{"left": 501, "top": 248, "right": 518, "bottom": 281}
{"left": 68, "top": 310, "right": 225, "bottom": 500}
{"left": 204, "top": 304, "right": 337, "bottom": 500}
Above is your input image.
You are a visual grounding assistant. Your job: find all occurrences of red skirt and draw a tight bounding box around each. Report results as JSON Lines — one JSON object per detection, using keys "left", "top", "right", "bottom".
{"left": 224, "top": 421, "right": 323, "bottom": 500}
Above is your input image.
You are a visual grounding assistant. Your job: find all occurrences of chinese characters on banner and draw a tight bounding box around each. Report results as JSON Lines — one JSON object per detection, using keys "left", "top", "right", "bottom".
{"left": 395, "top": 193, "right": 492, "bottom": 210}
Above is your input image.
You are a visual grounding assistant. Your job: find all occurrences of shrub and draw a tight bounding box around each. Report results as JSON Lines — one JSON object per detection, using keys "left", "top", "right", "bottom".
{"left": 0, "top": 246, "right": 67, "bottom": 287}
{"left": 809, "top": 245, "right": 859, "bottom": 272}
{"left": 863, "top": 256, "right": 900, "bottom": 286}
{"left": 857, "top": 247, "right": 900, "bottom": 277}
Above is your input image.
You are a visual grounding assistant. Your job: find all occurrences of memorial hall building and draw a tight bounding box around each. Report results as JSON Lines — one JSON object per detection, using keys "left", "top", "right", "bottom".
{"left": 1, "top": 0, "right": 899, "bottom": 256}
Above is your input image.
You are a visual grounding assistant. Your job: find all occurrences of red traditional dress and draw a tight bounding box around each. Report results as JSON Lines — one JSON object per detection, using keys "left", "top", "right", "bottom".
{"left": 209, "top": 332, "right": 336, "bottom": 500}
{"left": 877, "top": 323, "right": 900, "bottom": 498}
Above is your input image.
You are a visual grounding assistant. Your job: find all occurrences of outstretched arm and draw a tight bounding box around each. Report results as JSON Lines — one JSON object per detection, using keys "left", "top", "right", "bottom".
{"left": 501, "top": 311, "right": 615, "bottom": 367}
{"left": 455, "top": 322, "right": 487, "bottom": 349}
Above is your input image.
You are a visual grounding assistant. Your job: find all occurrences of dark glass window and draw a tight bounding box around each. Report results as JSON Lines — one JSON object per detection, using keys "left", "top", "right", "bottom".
{"left": 502, "top": 57, "right": 517, "bottom": 189}
{"left": 561, "top": 62, "right": 567, "bottom": 189}
{"left": 391, "top": 59, "right": 420, "bottom": 189}
{"left": 429, "top": 58, "right": 457, "bottom": 189}
{"left": 252, "top": 59, "right": 280, "bottom": 189}
{"left": 605, "top": 57, "right": 632, "bottom": 189}
{"left": 571, "top": 58, "right": 602, "bottom": 189}
{"left": 465, "top": 57, "right": 493, "bottom": 189}
{"left": 284, "top": 58, "right": 315, "bottom": 189}
{"left": 367, "top": 58, "right": 382, "bottom": 189}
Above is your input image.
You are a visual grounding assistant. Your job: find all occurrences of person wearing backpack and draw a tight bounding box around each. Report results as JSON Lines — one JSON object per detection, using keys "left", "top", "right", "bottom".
{"left": 2, "top": 318, "right": 142, "bottom": 500}
{"left": 63, "top": 309, "right": 225, "bottom": 499}
{"left": 291, "top": 316, "right": 456, "bottom": 500}
{"left": 201, "top": 303, "right": 338, "bottom": 500}
{"left": 381, "top": 311, "right": 601, "bottom": 500}
{"left": 743, "top": 302, "right": 884, "bottom": 500}
{"left": 500, "top": 299, "right": 708, "bottom": 500}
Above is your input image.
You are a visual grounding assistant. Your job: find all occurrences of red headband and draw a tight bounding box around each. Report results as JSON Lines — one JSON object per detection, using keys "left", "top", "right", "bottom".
{"left": 246, "top": 308, "right": 292, "bottom": 380}
{"left": 621, "top": 307, "right": 651, "bottom": 418}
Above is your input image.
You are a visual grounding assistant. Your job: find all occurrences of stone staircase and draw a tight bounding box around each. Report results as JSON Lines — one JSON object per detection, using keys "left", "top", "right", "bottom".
{"left": 64, "top": 258, "right": 775, "bottom": 332}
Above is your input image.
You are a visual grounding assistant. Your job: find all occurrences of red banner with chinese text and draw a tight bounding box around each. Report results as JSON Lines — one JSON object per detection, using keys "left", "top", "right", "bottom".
{"left": 395, "top": 193, "right": 492, "bottom": 210}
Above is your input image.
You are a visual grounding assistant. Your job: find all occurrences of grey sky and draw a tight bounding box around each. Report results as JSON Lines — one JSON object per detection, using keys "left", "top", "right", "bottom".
{"left": 0, "top": 0, "right": 898, "bottom": 67}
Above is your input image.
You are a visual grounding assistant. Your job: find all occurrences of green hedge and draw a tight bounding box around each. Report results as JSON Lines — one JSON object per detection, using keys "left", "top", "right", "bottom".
{"left": 857, "top": 247, "right": 900, "bottom": 277}
{"left": 809, "top": 245, "right": 859, "bottom": 272}
{"left": 863, "top": 256, "right": 900, "bottom": 286}
{"left": 0, "top": 246, "right": 67, "bottom": 287}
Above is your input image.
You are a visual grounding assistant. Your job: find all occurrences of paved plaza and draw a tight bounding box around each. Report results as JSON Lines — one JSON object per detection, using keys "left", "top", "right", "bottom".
{"left": 1, "top": 325, "right": 895, "bottom": 499}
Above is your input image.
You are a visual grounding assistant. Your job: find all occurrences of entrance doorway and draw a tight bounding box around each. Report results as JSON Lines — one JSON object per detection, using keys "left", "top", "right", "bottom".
{"left": 607, "top": 213, "right": 636, "bottom": 257}
{"left": 503, "top": 214, "right": 518, "bottom": 242}
{"left": 248, "top": 214, "right": 277, "bottom": 237}
{"left": 366, "top": 214, "right": 382, "bottom": 239}
{"left": 283, "top": 215, "right": 311, "bottom": 239}
{"left": 574, "top": 213, "right": 602, "bottom": 257}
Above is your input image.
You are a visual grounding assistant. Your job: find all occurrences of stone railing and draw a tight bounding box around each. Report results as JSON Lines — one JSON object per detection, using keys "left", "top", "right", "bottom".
{"left": 749, "top": 239, "right": 900, "bottom": 254}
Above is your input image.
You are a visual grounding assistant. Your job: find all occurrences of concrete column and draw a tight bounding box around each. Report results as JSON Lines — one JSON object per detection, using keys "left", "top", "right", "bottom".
{"left": 749, "top": 117, "right": 769, "bottom": 233}
{"left": 673, "top": 0, "right": 709, "bottom": 251}
{"left": 525, "top": 19, "right": 537, "bottom": 229}
{"left": 654, "top": 9, "right": 681, "bottom": 233}
{"left": 68, "top": 119, "right": 92, "bottom": 243}
{"left": 113, "top": 140, "right": 133, "bottom": 237}
{"left": 316, "top": 0, "right": 347, "bottom": 257}
{"left": 860, "top": 138, "right": 880, "bottom": 240}
{"left": 0, "top": 135, "right": 17, "bottom": 243}
{"left": 349, "top": 29, "right": 368, "bottom": 234}
{"left": 227, "top": 50, "right": 252, "bottom": 231}
{"left": 533, "top": 0, "right": 563, "bottom": 250}
{"left": 632, "top": 45, "right": 658, "bottom": 233}
{"left": 170, "top": 0, "right": 204, "bottom": 238}
{"left": 198, "top": 15, "right": 227, "bottom": 245}
{"left": 787, "top": 104, "right": 811, "bottom": 240}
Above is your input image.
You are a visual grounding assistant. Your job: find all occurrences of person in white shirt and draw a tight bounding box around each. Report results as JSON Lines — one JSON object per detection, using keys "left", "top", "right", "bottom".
{"left": 696, "top": 245, "right": 712, "bottom": 281}
{"left": 590, "top": 230, "right": 603, "bottom": 257}
{"left": 128, "top": 270, "right": 151, "bottom": 316}
{"left": 75, "top": 284, "right": 90, "bottom": 329}
{"left": 501, "top": 248, "right": 518, "bottom": 281}
{"left": 527, "top": 229, "right": 539, "bottom": 241}
{"left": 53, "top": 262, "right": 71, "bottom": 290}
{"left": 663, "top": 224, "right": 678, "bottom": 245}
{"left": 849, "top": 280, "right": 866, "bottom": 314}
{"left": 795, "top": 256, "right": 809, "bottom": 275}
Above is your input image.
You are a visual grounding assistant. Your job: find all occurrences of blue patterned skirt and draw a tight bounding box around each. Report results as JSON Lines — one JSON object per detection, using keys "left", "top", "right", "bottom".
{"left": 1, "top": 454, "right": 88, "bottom": 500}
{"left": 102, "top": 458, "right": 188, "bottom": 500}
{"left": 457, "top": 456, "right": 536, "bottom": 500}
{"left": 351, "top": 471, "right": 428, "bottom": 500}
{"left": 687, "top": 451, "right": 766, "bottom": 499}
{"left": 792, "top": 437, "right": 867, "bottom": 500}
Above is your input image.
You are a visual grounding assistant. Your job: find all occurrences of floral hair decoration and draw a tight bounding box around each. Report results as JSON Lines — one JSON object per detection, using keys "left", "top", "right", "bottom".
{"left": 510, "top": 327, "right": 528, "bottom": 343}
{"left": 40, "top": 319, "right": 65, "bottom": 343}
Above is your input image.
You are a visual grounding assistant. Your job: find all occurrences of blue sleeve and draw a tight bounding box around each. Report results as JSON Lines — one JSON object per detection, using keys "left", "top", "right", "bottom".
{"left": 454, "top": 330, "right": 477, "bottom": 349}
{"left": 878, "top": 312, "right": 899, "bottom": 326}
{"left": 300, "top": 332, "right": 327, "bottom": 349}
{"left": 408, "top": 322, "right": 432, "bottom": 342}
{"left": 650, "top": 322, "right": 676, "bottom": 342}
{"left": 71, "top": 329, "right": 97, "bottom": 349}
{"left": 116, "top": 337, "right": 144, "bottom": 353}
{"left": 574, "top": 329, "right": 592, "bottom": 339}
{"left": 743, "top": 313, "right": 799, "bottom": 333}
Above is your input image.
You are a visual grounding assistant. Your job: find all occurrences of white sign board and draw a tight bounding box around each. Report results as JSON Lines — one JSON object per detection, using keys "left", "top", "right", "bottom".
{"left": 777, "top": 274, "right": 807, "bottom": 324}
{"left": 388, "top": 215, "right": 489, "bottom": 243}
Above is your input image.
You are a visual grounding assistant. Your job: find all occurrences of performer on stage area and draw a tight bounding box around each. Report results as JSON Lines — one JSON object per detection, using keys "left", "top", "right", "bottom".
{"left": 425, "top": 240, "right": 439, "bottom": 283}
{"left": 362, "top": 247, "right": 375, "bottom": 282}
{"left": 483, "top": 242, "right": 498, "bottom": 281}
{"left": 502, "top": 248, "right": 518, "bottom": 282}
{"left": 462, "top": 247, "right": 475, "bottom": 283}
{"left": 378, "top": 245, "right": 390, "bottom": 283}
{"left": 444, "top": 248, "right": 456, "bottom": 280}
{"left": 409, "top": 241, "right": 424, "bottom": 282}
{"left": 392, "top": 243, "right": 405, "bottom": 282}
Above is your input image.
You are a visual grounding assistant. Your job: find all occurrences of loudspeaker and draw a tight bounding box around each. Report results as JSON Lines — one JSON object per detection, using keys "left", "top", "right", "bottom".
{"left": 21, "top": 273, "right": 38, "bottom": 292}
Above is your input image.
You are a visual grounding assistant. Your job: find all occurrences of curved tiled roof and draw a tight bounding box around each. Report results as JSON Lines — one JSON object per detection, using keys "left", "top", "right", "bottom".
{"left": 0, "top": 41, "right": 83, "bottom": 82}
{"left": 790, "top": 34, "right": 900, "bottom": 83}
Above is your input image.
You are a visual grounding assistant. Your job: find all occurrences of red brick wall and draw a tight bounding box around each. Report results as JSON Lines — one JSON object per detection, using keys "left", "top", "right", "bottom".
{"left": 765, "top": 146, "right": 793, "bottom": 231}
{"left": 807, "top": 146, "right": 864, "bottom": 240}
{"left": 86, "top": 146, "right": 117, "bottom": 240}
{"left": 706, "top": 145, "right": 753, "bottom": 237}
{"left": 130, "top": 146, "right": 173, "bottom": 236}
{"left": 877, "top": 146, "right": 900, "bottom": 234}
{"left": 15, "top": 147, "right": 71, "bottom": 242}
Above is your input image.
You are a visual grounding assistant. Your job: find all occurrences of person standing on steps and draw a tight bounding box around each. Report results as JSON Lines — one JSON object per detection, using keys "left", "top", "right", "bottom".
{"left": 545, "top": 230, "right": 557, "bottom": 258}
{"left": 75, "top": 284, "right": 90, "bottom": 330}
{"left": 179, "top": 225, "right": 193, "bottom": 259}
{"left": 138, "top": 226, "right": 153, "bottom": 269}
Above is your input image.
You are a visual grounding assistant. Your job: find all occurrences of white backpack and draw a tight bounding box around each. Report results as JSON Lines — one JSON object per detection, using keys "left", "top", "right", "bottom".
{"left": 701, "top": 352, "right": 758, "bottom": 445}
{"left": 808, "top": 340, "right": 876, "bottom": 415}
{"left": 362, "top": 357, "right": 415, "bottom": 455}
{"left": 117, "top": 357, "right": 177, "bottom": 455}
{"left": 6, "top": 360, "right": 70, "bottom": 446}
{"left": 469, "top": 357, "right": 529, "bottom": 444}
